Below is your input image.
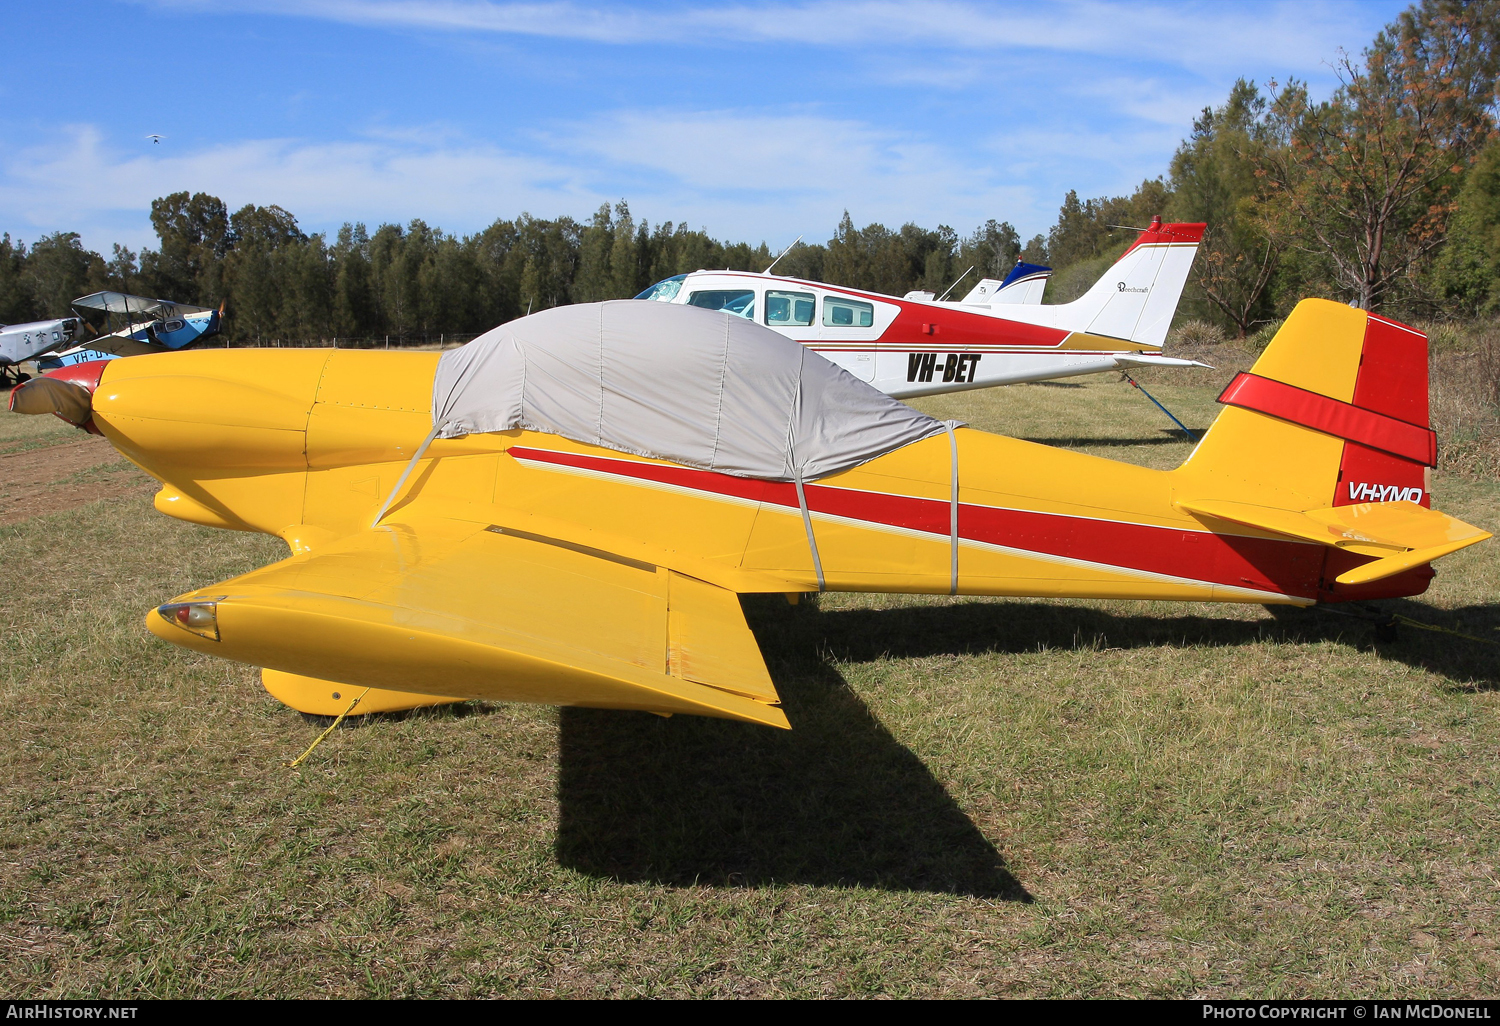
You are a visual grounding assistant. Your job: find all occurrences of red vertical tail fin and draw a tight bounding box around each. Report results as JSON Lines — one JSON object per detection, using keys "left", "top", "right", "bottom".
{"left": 1335, "top": 314, "right": 1432, "bottom": 508}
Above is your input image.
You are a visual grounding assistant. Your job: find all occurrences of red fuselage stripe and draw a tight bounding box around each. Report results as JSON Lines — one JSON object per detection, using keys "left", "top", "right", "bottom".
{"left": 1218, "top": 373, "right": 1437, "bottom": 466}
{"left": 507, "top": 446, "right": 1324, "bottom": 598}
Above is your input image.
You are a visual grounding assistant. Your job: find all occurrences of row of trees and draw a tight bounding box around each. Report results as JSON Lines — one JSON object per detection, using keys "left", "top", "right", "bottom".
{"left": 1168, "top": 0, "right": 1500, "bottom": 331}
{"left": 0, "top": 193, "right": 1070, "bottom": 344}
{"left": 1, "top": 0, "right": 1496, "bottom": 340}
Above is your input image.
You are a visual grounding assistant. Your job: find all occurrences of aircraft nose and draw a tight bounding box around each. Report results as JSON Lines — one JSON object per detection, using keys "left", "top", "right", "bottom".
{"left": 90, "top": 372, "right": 310, "bottom": 469}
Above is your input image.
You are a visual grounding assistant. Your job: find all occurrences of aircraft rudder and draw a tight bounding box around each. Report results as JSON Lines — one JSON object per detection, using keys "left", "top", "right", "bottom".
{"left": 1180, "top": 300, "right": 1436, "bottom": 512}
{"left": 1129, "top": 221, "right": 1205, "bottom": 346}
{"left": 1334, "top": 312, "right": 1434, "bottom": 509}
{"left": 1055, "top": 218, "right": 1206, "bottom": 345}
{"left": 1118, "top": 218, "right": 1206, "bottom": 258}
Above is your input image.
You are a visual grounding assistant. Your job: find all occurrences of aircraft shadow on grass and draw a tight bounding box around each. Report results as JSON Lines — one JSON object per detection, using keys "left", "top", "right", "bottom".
{"left": 554, "top": 592, "right": 1496, "bottom": 896}
{"left": 787, "top": 595, "right": 1500, "bottom": 690}
{"left": 555, "top": 595, "right": 1033, "bottom": 900}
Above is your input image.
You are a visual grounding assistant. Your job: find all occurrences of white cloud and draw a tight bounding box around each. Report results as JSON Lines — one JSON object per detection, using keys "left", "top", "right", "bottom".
{"left": 0, "top": 124, "right": 607, "bottom": 251}
{"left": 53, "top": 0, "right": 1390, "bottom": 251}
{"left": 1, "top": 88, "right": 1210, "bottom": 253}
{"left": 160, "top": 0, "right": 1387, "bottom": 80}
{"left": 561, "top": 110, "right": 903, "bottom": 193}
{"left": 1, "top": 107, "right": 1090, "bottom": 253}
{"left": 1071, "top": 77, "right": 1216, "bottom": 129}
{"left": 553, "top": 108, "right": 1048, "bottom": 232}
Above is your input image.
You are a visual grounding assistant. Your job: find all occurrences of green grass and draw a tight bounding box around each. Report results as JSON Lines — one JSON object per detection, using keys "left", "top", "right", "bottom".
{"left": 0, "top": 409, "right": 89, "bottom": 455}
{"left": 1, "top": 360, "right": 1497, "bottom": 998}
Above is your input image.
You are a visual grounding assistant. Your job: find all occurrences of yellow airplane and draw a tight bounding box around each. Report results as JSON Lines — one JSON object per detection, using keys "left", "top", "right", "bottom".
{"left": 10, "top": 298, "right": 1489, "bottom": 730}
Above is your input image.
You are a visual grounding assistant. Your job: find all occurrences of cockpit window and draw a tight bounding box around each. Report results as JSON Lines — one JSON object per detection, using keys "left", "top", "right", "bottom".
{"left": 686, "top": 289, "right": 756, "bottom": 320}
{"left": 765, "top": 290, "right": 815, "bottom": 327}
{"left": 823, "top": 296, "right": 874, "bottom": 327}
{"left": 635, "top": 274, "right": 688, "bottom": 302}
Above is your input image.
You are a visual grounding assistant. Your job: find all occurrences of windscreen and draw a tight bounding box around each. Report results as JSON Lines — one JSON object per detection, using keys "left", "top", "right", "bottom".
{"left": 635, "top": 275, "right": 687, "bottom": 302}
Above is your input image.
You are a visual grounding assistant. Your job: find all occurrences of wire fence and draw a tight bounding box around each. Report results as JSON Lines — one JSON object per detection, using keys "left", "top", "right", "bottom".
{"left": 221, "top": 332, "right": 483, "bottom": 351}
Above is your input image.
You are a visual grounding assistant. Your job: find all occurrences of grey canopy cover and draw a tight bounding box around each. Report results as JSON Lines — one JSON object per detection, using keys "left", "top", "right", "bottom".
{"left": 431, "top": 300, "right": 951, "bottom": 481}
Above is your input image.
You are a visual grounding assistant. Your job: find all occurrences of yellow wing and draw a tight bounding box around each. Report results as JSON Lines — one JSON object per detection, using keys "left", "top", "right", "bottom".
{"left": 148, "top": 517, "right": 788, "bottom": 727}
{"left": 74, "top": 335, "right": 163, "bottom": 358}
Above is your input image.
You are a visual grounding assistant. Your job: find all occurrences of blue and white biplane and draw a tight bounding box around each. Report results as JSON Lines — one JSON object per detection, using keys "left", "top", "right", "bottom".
{"left": 38, "top": 292, "right": 223, "bottom": 371}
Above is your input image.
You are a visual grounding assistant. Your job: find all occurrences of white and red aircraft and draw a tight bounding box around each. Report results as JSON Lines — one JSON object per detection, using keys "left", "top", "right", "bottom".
{"left": 635, "top": 218, "right": 1207, "bottom": 399}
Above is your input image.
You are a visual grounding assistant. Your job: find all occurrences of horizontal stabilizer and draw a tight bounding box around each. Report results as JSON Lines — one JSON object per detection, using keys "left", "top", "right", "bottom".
{"left": 1178, "top": 498, "right": 1491, "bottom": 584}
{"left": 1333, "top": 540, "right": 1480, "bottom": 586}
{"left": 148, "top": 517, "right": 788, "bottom": 727}
{"left": 1115, "top": 354, "right": 1213, "bottom": 370}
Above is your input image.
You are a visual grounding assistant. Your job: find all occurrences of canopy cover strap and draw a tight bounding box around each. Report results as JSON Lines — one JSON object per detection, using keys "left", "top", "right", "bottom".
{"left": 372, "top": 422, "right": 444, "bottom": 527}
{"left": 794, "top": 468, "right": 825, "bottom": 592}
{"left": 947, "top": 422, "right": 959, "bottom": 596}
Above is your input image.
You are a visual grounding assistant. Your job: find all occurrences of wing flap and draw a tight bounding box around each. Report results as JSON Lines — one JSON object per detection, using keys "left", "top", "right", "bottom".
{"left": 149, "top": 518, "right": 788, "bottom": 727}
{"left": 668, "top": 572, "right": 777, "bottom": 702}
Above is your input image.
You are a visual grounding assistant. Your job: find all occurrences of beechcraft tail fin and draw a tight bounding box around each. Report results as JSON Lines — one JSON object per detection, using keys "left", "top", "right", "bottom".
{"left": 1047, "top": 217, "right": 1204, "bottom": 346}
{"left": 1173, "top": 299, "right": 1490, "bottom": 598}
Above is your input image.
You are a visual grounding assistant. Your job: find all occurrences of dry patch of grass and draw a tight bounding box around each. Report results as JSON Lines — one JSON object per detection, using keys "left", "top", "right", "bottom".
{"left": 0, "top": 367, "right": 1497, "bottom": 998}
{"left": 0, "top": 436, "right": 150, "bottom": 525}
{"left": 1414, "top": 321, "right": 1500, "bottom": 480}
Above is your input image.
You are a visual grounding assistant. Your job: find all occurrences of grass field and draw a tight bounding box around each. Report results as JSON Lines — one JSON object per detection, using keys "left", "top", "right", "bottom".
{"left": 1, "top": 350, "right": 1497, "bottom": 998}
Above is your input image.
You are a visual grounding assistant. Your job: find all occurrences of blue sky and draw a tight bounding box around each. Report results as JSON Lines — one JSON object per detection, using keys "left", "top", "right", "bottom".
{"left": 0, "top": 0, "right": 1409, "bottom": 254}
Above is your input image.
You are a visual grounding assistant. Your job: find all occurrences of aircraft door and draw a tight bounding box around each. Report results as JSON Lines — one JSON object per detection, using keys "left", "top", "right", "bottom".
{"left": 823, "top": 351, "right": 875, "bottom": 381}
